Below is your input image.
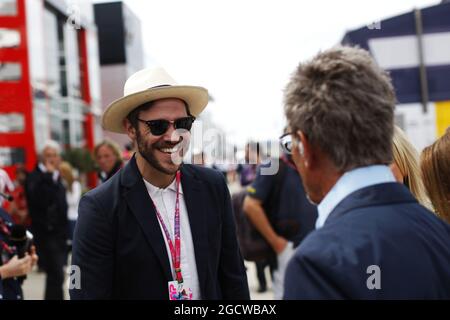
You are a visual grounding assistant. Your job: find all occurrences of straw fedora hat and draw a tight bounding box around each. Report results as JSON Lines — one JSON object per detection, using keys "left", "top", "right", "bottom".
{"left": 102, "top": 67, "right": 209, "bottom": 134}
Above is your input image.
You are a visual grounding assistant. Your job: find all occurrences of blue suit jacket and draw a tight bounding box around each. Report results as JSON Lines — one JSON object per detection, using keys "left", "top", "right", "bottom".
{"left": 70, "top": 156, "right": 249, "bottom": 300}
{"left": 284, "top": 183, "right": 450, "bottom": 299}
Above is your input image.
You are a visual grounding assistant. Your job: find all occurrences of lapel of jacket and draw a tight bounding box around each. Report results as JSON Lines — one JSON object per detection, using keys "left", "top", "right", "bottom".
{"left": 121, "top": 155, "right": 172, "bottom": 282}
{"left": 325, "top": 182, "right": 417, "bottom": 226}
{"left": 180, "top": 164, "right": 210, "bottom": 298}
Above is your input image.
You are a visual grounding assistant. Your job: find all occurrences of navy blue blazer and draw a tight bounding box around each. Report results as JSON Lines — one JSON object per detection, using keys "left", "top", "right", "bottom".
{"left": 70, "top": 156, "right": 249, "bottom": 300}
{"left": 284, "top": 183, "right": 450, "bottom": 299}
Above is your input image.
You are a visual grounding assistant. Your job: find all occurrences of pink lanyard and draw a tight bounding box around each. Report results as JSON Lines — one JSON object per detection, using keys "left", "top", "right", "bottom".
{"left": 151, "top": 171, "right": 183, "bottom": 284}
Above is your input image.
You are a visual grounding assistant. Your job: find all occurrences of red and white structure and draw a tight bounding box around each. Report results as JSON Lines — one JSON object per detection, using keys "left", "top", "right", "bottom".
{"left": 0, "top": 0, "right": 102, "bottom": 185}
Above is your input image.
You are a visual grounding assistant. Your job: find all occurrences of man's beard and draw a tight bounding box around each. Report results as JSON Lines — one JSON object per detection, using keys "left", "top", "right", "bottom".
{"left": 136, "top": 129, "right": 184, "bottom": 175}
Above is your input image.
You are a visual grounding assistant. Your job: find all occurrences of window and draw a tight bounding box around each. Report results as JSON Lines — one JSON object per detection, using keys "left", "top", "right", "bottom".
{"left": 0, "top": 0, "right": 17, "bottom": 16}
{"left": 32, "top": 100, "right": 50, "bottom": 153}
{"left": 0, "top": 147, "right": 24, "bottom": 166}
{"left": 64, "top": 24, "right": 81, "bottom": 98}
{"left": 0, "top": 28, "right": 20, "bottom": 48}
{"left": 0, "top": 62, "right": 21, "bottom": 81}
{"left": 0, "top": 113, "right": 24, "bottom": 132}
{"left": 43, "top": 9, "right": 61, "bottom": 97}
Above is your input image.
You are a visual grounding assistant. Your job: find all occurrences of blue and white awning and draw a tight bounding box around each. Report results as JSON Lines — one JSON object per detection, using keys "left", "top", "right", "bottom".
{"left": 342, "top": 1, "right": 450, "bottom": 104}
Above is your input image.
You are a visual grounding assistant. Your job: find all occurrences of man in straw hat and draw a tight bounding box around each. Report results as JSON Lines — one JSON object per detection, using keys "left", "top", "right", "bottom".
{"left": 70, "top": 67, "right": 250, "bottom": 300}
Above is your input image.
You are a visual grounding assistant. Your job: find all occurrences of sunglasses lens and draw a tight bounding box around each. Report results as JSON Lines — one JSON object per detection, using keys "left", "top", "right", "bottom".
{"left": 175, "top": 117, "right": 194, "bottom": 131}
{"left": 143, "top": 117, "right": 195, "bottom": 135}
{"left": 149, "top": 120, "right": 169, "bottom": 135}
{"left": 280, "top": 135, "right": 292, "bottom": 153}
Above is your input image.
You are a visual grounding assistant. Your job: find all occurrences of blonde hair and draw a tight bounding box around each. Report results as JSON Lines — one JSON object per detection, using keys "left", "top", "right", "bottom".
{"left": 420, "top": 128, "right": 450, "bottom": 223}
{"left": 392, "top": 126, "right": 432, "bottom": 210}
{"left": 59, "top": 161, "right": 75, "bottom": 192}
{"left": 94, "top": 140, "right": 123, "bottom": 164}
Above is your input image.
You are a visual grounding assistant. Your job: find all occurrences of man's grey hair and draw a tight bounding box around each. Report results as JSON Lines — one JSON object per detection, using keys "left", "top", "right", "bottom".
{"left": 40, "top": 140, "right": 61, "bottom": 155}
{"left": 284, "top": 46, "right": 396, "bottom": 172}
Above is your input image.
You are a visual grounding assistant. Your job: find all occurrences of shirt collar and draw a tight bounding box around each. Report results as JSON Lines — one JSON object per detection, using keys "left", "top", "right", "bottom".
{"left": 143, "top": 176, "right": 184, "bottom": 197}
{"left": 38, "top": 163, "right": 47, "bottom": 173}
{"left": 316, "top": 165, "right": 395, "bottom": 229}
{"left": 38, "top": 163, "right": 60, "bottom": 181}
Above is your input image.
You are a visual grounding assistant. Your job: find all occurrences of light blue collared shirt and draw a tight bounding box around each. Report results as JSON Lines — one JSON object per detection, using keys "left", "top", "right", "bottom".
{"left": 316, "top": 165, "right": 396, "bottom": 229}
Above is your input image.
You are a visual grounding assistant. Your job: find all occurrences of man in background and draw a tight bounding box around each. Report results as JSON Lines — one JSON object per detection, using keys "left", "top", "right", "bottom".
{"left": 26, "top": 140, "right": 68, "bottom": 300}
{"left": 243, "top": 140, "right": 317, "bottom": 298}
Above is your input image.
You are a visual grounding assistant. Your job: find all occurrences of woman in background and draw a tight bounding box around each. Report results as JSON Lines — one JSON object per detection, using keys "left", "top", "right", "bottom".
{"left": 59, "top": 162, "right": 81, "bottom": 244}
{"left": 94, "top": 140, "right": 124, "bottom": 184}
{"left": 390, "top": 126, "right": 432, "bottom": 209}
{"left": 421, "top": 128, "right": 450, "bottom": 224}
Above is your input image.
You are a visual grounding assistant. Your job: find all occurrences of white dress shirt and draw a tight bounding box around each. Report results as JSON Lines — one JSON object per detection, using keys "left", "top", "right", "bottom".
{"left": 143, "top": 178, "right": 201, "bottom": 299}
{"left": 66, "top": 180, "right": 82, "bottom": 221}
{"left": 38, "top": 163, "right": 60, "bottom": 182}
{"left": 316, "top": 165, "right": 396, "bottom": 229}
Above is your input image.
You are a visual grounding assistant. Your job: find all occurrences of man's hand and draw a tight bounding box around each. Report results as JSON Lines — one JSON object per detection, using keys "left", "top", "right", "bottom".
{"left": 0, "top": 254, "right": 33, "bottom": 279}
{"left": 44, "top": 159, "right": 56, "bottom": 173}
{"left": 271, "top": 235, "right": 288, "bottom": 254}
{"left": 244, "top": 196, "right": 289, "bottom": 254}
{"left": 30, "top": 245, "right": 39, "bottom": 267}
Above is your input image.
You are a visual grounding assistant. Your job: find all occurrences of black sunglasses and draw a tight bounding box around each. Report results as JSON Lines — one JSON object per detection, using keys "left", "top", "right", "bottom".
{"left": 137, "top": 116, "right": 196, "bottom": 136}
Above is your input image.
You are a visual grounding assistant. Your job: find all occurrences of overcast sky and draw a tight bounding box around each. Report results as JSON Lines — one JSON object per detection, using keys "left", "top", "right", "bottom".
{"left": 94, "top": 0, "right": 439, "bottom": 144}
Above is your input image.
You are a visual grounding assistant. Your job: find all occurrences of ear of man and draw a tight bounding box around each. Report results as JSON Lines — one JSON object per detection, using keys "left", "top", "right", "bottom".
{"left": 123, "top": 118, "right": 137, "bottom": 141}
{"left": 298, "top": 140, "right": 305, "bottom": 157}
{"left": 296, "top": 130, "right": 313, "bottom": 169}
